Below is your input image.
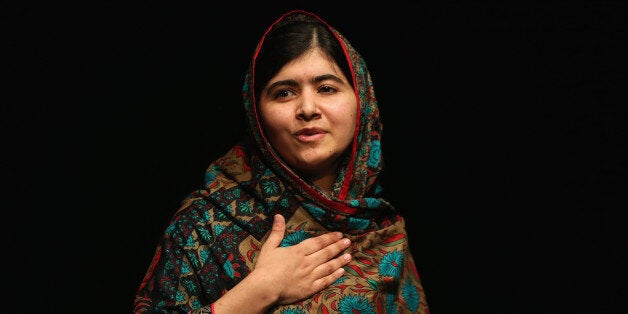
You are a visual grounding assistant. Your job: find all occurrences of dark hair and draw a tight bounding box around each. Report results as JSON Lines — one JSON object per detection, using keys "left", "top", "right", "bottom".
{"left": 254, "top": 21, "right": 354, "bottom": 100}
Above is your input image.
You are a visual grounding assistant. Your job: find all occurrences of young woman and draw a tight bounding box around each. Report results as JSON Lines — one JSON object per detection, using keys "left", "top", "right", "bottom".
{"left": 134, "top": 10, "right": 429, "bottom": 313}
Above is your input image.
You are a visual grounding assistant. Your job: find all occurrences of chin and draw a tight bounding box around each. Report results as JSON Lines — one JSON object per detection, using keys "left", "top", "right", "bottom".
{"left": 292, "top": 154, "right": 338, "bottom": 172}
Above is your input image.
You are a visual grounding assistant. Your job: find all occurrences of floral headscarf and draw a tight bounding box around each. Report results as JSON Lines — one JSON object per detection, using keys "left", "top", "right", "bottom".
{"left": 134, "top": 10, "right": 429, "bottom": 313}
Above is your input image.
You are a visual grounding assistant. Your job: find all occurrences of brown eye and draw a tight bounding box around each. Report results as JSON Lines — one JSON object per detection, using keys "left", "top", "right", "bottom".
{"left": 275, "top": 89, "right": 295, "bottom": 99}
{"left": 319, "top": 85, "right": 337, "bottom": 94}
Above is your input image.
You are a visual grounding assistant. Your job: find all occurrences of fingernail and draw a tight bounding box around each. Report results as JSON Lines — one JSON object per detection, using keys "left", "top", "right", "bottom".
{"left": 343, "top": 238, "right": 350, "bottom": 245}
{"left": 344, "top": 253, "right": 351, "bottom": 262}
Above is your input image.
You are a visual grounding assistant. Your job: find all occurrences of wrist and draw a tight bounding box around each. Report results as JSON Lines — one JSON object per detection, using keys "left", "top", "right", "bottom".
{"left": 212, "top": 269, "right": 280, "bottom": 314}
{"left": 245, "top": 269, "right": 281, "bottom": 306}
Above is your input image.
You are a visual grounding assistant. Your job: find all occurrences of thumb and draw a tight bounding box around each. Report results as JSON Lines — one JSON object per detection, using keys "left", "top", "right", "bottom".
{"left": 264, "top": 214, "right": 286, "bottom": 249}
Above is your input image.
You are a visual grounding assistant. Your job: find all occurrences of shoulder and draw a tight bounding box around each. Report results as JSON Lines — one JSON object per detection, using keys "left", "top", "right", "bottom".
{"left": 165, "top": 192, "right": 218, "bottom": 244}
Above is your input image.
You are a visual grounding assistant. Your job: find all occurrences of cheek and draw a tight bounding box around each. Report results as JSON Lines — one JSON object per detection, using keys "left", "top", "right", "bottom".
{"left": 332, "top": 101, "right": 358, "bottom": 140}
{"left": 260, "top": 107, "right": 288, "bottom": 138}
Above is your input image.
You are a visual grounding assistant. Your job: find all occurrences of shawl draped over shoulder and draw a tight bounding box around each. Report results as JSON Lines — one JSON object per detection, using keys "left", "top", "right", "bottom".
{"left": 134, "top": 10, "right": 429, "bottom": 314}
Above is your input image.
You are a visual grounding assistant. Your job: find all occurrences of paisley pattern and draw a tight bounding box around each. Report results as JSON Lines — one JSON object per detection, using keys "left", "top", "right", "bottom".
{"left": 133, "top": 10, "right": 429, "bottom": 313}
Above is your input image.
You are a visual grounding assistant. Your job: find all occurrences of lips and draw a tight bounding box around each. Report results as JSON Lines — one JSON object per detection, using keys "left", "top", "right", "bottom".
{"left": 295, "top": 127, "right": 326, "bottom": 142}
{"left": 295, "top": 127, "right": 325, "bottom": 136}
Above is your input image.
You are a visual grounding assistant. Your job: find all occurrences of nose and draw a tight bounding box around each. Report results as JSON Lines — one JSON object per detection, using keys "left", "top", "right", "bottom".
{"left": 297, "top": 91, "right": 321, "bottom": 121}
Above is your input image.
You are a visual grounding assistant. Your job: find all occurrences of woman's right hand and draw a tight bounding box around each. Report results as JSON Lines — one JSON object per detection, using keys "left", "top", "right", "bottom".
{"left": 211, "top": 214, "right": 351, "bottom": 313}
{"left": 254, "top": 213, "right": 352, "bottom": 305}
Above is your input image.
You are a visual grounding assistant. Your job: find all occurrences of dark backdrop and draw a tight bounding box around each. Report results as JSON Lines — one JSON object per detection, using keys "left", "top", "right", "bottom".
{"left": 5, "top": 1, "right": 626, "bottom": 313}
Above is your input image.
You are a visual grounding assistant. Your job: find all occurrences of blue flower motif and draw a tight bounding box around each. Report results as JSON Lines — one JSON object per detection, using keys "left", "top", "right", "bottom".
{"left": 199, "top": 228, "right": 212, "bottom": 242}
{"left": 204, "top": 171, "right": 216, "bottom": 185}
{"left": 333, "top": 276, "right": 347, "bottom": 285}
{"left": 280, "top": 230, "right": 312, "bottom": 247}
{"left": 238, "top": 200, "right": 252, "bottom": 214}
{"left": 374, "top": 184, "right": 383, "bottom": 196}
{"left": 181, "top": 259, "right": 191, "bottom": 274}
{"left": 379, "top": 250, "right": 403, "bottom": 278}
{"left": 166, "top": 223, "right": 176, "bottom": 236}
{"left": 401, "top": 280, "right": 420, "bottom": 312}
{"left": 385, "top": 293, "right": 398, "bottom": 314}
{"left": 192, "top": 298, "right": 201, "bottom": 309}
{"left": 214, "top": 224, "right": 225, "bottom": 236}
{"left": 185, "top": 234, "right": 196, "bottom": 247}
{"left": 216, "top": 210, "right": 227, "bottom": 220}
{"left": 261, "top": 179, "right": 279, "bottom": 196}
{"left": 182, "top": 278, "right": 198, "bottom": 294}
{"left": 364, "top": 197, "right": 381, "bottom": 208}
{"left": 280, "top": 198, "right": 289, "bottom": 208}
{"left": 367, "top": 140, "right": 381, "bottom": 168}
{"left": 347, "top": 217, "right": 370, "bottom": 230}
{"left": 188, "top": 252, "right": 199, "bottom": 269}
{"left": 338, "top": 295, "right": 375, "bottom": 314}
{"left": 175, "top": 290, "right": 185, "bottom": 302}
{"left": 199, "top": 211, "right": 210, "bottom": 223}
{"left": 222, "top": 259, "right": 235, "bottom": 279}
{"left": 279, "top": 307, "right": 304, "bottom": 314}
{"left": 165, "top": 260, "right": 174, "bottom": 271}
{"left": 200, "top": 247, "right": 210, "bottom": 264}
{"left": 303, "top": 203, "right": 325, "bottom": 219}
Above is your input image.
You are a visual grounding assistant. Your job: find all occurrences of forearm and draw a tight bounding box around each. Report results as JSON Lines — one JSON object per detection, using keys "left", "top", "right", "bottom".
{"left": 210, "top": 269, "right": 279, "bottom": 314}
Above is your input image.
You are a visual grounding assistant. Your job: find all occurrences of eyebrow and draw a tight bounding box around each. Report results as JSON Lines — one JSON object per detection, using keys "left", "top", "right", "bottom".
{"left": 265, "top": 74, "right": 345, "bottom": 96}
{"left": 313, "top": 74, "right": 344, "bottom": 85}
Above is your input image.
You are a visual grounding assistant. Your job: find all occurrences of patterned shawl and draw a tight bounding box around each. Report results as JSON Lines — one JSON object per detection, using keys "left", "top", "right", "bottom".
{"left": 134, "top": 10, "right": 429, "bottom": 313}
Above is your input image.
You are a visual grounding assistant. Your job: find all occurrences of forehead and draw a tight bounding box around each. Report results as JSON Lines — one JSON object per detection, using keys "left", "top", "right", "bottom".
{"left": 271, "top": 48, "right": 344, "bottom": 80}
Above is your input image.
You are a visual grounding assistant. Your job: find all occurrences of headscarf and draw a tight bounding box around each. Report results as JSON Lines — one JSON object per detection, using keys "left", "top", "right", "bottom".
{"left": 134, "top": 10, "right": 429, "bottom": 313}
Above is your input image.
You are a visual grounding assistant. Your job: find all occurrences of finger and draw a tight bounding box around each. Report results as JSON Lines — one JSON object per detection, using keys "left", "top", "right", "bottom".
{"left": 311, "top": 265, "right": 347, "bottom": 292}
{"left": 312, "top": 253, "right": 352, "bottom": 279}
{"left": 307, "top": 237, "right": 351, "bottom": 262}
{"left": 298, "top": 231, "right": 344, "bottom": 255}
{"left": 263, "top": 214, "right": 286, "bottom": 249}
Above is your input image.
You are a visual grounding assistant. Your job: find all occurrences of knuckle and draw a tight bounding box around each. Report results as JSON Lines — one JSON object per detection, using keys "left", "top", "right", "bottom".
{"left": 312, "top": 280, "right": 324, "bottom": 292}
{"left": 324, "top": 263, "right": 334, "bottom": 274}
{"left": 301, "top": 260, "right": 312, "bottom": 269}
{"left": 326, "top": 246, "right": 340, "bottom": 259}
{"left": 314, "top": 235, "right": 328, "bottom": 247}
{"left": 293, "top": 246, "right": 305, "bottom": 255}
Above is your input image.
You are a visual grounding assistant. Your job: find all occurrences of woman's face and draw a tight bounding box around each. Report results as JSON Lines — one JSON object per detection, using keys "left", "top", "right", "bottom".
{"left": 259, "top": 48, "right": 357, "bottom": 179}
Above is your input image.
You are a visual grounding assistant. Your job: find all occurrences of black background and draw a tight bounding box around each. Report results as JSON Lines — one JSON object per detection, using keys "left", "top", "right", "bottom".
{"left": 5, "top": 1, "right": 626, "bottom": 313}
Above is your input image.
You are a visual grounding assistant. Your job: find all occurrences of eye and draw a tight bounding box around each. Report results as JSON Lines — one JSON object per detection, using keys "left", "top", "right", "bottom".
{"left": 318, "top": 85, "right": 338, "bottom": 94}
{"left": 273, "top": 89, "right": 296, "bottom": 100}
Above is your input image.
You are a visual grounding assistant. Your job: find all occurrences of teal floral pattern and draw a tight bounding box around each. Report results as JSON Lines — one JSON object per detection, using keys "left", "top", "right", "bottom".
{"left": 402, "top": 280, "right": 420, "bottom": 312}
{"left": 338, "top": 295, "right": 375, "bottom": 314}
{"left": 379, "top": 250, "right": 403, "bottom": 278}
{"left": 280, "top": 229, "right": 312, "bottom": 247}
{"left": 133, "top": 10, "right": 429, "bottom": 314}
